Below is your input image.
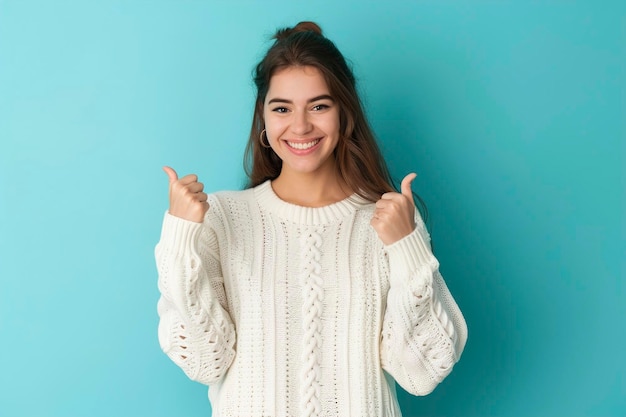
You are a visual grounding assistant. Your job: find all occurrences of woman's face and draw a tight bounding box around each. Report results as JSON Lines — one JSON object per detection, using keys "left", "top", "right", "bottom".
{"left": 263, "top": 65, "right": 340, "bottom": 179}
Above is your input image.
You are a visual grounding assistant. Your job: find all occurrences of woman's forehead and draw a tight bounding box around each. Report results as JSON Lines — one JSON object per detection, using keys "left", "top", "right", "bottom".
{"left": 266, "top": 66, "right": 331, "bottom": 102}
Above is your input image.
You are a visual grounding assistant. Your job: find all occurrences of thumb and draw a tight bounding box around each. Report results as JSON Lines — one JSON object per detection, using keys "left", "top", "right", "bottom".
{"left": 162, "top": 166, "right": 178, "bottom": 184}
{"left": 401, "top": 172, "right": 417, "bottom": 201}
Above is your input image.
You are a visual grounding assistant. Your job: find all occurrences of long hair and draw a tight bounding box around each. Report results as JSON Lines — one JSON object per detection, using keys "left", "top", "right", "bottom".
{"left": 243, "top": 21, "right": 427, "bottom": 221}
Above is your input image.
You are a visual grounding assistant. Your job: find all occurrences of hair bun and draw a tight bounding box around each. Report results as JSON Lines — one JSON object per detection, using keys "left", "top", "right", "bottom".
{"left": 274, "top": 21, "right": 323, "bottom": 41}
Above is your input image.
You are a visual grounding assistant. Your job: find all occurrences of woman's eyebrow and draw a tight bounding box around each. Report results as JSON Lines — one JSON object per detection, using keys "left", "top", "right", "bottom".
{"left": 267, "top": 94, "right": 335, "bottom": 104}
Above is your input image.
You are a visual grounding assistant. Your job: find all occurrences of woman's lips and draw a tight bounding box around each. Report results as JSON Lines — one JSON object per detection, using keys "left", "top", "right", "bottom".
{"left": 285, "top": 138, "right": 321, "bottom": 150}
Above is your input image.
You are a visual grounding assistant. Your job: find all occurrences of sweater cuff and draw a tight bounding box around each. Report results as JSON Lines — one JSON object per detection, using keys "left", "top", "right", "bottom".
{"left": 158, "top": 212, "right": 204, "bottom": 258}
{"left": 384, "top": 227, "right": 439, "bottom": 288}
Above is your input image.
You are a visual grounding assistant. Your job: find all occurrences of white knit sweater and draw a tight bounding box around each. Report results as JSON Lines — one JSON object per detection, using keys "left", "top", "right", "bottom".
{"left": 156, "top": 180, "right": 467, "bottom": 417}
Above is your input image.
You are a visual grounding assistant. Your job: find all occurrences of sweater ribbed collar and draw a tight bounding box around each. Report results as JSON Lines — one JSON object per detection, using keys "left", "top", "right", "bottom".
{"left": 254, "top": 180, "right": 370, "bottom": 225}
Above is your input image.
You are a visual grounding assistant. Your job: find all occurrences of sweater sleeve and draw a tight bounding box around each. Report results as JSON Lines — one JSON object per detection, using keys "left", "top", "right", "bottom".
{"left": 380, "top": 214, "right": 467, "bottom": 396}
{"left": 155, "top": 211, "right": 236, "bottom": 385}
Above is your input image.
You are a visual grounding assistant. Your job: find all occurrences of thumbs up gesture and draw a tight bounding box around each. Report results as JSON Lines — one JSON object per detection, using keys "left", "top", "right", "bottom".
{"left": 371, "top": 173, "right": 417, "bottom": 245}
{"left": 163, "top": 166, "right": 209, "bottom": 223}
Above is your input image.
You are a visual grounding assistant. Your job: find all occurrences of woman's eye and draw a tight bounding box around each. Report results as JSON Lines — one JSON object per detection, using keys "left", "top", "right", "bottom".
{"left": 312, "top": 104, "right": 329, "bottom": 111}
{"left": 273, "top": 107, "right": 289, "bottom": 113}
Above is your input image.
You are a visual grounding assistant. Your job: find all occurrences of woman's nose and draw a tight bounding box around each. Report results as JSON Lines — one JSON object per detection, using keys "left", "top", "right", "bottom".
{"left": 290, "top": 110, "right": 313, "bottom": 135}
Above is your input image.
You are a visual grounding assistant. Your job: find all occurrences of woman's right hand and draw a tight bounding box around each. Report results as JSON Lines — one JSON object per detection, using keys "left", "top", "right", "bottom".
{"left": 163, "top": 166, "right": 209, "bottom": 223}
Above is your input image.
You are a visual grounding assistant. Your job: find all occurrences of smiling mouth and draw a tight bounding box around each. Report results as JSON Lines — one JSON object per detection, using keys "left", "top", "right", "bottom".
{"left": 286, "top": 139, "right": 321, "bottom": 150}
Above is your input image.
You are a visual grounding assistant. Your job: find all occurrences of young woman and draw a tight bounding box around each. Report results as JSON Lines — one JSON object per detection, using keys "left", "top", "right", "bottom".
{"left": 156, "top": 21, "right": 467, "bottom": 417}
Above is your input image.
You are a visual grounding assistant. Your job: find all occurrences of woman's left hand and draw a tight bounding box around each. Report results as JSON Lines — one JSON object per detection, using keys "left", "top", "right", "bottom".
{"left": 371, "top": 173, "right": 417, "bottom": 245}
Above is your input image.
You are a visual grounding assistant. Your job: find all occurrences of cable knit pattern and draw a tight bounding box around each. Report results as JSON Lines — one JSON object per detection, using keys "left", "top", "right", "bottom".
{"left": 155, "top": 215, "right": 236, "bottom": 384}
{"left": 155, "top": 180, "right": 468, "bottom": 417}
{"left": 299, "top": 228, "right": 324, "bottom": 417}
{"left": 380, "top": 217, "right": 466, "bottom": 395}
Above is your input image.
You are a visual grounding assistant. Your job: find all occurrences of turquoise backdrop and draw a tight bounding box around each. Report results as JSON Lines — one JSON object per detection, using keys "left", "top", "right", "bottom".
{"left": 0, "top": 1, "right": 623, "bottom": 416}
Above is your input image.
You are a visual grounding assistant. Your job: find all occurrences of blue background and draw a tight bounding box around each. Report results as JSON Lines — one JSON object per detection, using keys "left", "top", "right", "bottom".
{"left": 0, "top": 1, "right": 623, "bottom": 416}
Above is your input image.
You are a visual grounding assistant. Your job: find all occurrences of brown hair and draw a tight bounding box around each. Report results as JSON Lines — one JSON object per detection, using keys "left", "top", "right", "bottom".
{"left": 244, "top": 21, "right": 427, "bottom": 220}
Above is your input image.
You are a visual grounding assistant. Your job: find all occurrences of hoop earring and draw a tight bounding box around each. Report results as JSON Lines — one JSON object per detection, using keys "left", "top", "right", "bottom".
{"left": 259, "top": 129, "right": 271, "bottom": 148}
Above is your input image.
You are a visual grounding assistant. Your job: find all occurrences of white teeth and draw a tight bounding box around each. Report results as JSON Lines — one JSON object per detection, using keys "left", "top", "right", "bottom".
{"left": 287, "top": 139, "right": 320, "bottom": 150}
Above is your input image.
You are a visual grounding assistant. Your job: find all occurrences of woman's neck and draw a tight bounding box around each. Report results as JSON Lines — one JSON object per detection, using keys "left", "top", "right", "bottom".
{"left": 271, "top": 169, "right": 352, "bottom": 208}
